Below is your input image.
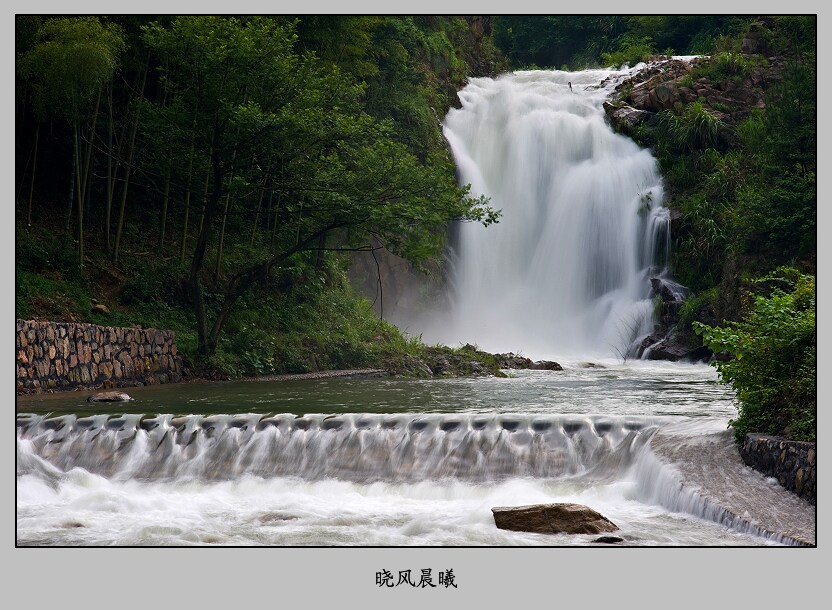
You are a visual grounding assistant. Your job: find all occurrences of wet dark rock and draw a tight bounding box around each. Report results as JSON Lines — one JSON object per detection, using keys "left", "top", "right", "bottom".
{"left": 492, "top": 503, "right": 618, "bottom": 535}
{"left": 529, "top": 360, "right": 563, "bottom": 371}
{"left": 429, "top": 356, "right": 451, "bottom": 375}
{"left": 650, "top": 277, "right": 680, "bottom": 305}
{"left": 593, "top": 535, "right": 624, "bottom": 544}
{"left": 87, "top": 390, "right": 133, "bottom": 402}
{"left": 495, "top": 353, "right": 534, "bottom": 369}
{"left": 638, "top": 333, "right": 698, "bottom": 362}
{"left": 139, "top": 417, "right": 159, "bottom": 431}
{"left": 609, "top": 104, "right": 654, "bottom": 132}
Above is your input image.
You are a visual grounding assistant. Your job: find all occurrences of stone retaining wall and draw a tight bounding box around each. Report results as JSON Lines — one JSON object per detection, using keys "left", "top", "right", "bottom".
{"left": 16, "top": 319, "right": 183, "bottom": 393}
{"left": 739, "top": 434, "right": 816, "bottom": 505}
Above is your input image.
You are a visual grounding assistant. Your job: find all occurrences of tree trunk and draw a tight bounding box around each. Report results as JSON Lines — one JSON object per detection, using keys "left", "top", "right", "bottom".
{"left": 198, "top": 169, "right": 210, "bottom": 235}
{"left": 27, "top": 123, "right": 40, "bottom": 227}
{"left": 271, "top": 187, "right": 282, "bottom": 244}
{"left": 249, "top": 164, "right": 271, "bottom": 246}
{"left": 106, "top": 83, "right": 128, "bottom": 254}
{"left": 190, "top": 147, "right": 224, "bottom": 357}
{"left": 159, "top": 165, "right": 171, "bottom": 250}
{"left": 74, "top": 124, "right": 84, "bottom": 270}
{"left": 179, "top": 143, "right": 196, "bottom": 263}
{"left": 77, "top": 88, "right": 101, "bottom": 268}
{"left": 112, "top": 66, "right": 147, "bottom": 264}
{"left": 214, "top": 193, "right": 232, "bottom": 282}
{"left": 81, "top": 88, "right": 101, "bottom": 222}
{"left": 314, "top": 232, "right": 327, "bottom": 271}
{"left": 205, "top": 223, "right": 341, "bottom": 354}
{"left": 64, "top": 138, "right": 76, "bottom": 238}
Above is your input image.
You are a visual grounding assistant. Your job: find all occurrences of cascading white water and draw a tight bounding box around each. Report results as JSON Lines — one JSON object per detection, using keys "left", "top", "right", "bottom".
{"left": 425, "top": 68, "right": 671, "bottom": 358}
{"left": 16, "top": 412, "right": 664, "bottom": 483}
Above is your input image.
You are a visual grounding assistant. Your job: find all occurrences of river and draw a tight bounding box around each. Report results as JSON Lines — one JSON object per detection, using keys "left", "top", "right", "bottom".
{"left": 17, "top": 360, "right": 792, "bottom": 546}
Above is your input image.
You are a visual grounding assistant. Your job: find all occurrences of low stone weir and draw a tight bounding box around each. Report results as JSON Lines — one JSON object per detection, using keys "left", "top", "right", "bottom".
{"left": 16, "top": 412, "right": 662, "bottom": 483}
{"left": 16, "top": 319, "right": 183, "bottom": 393}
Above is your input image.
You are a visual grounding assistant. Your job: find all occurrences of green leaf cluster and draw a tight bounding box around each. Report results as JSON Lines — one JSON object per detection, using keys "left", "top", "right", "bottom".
{"left": 694, "top": 268, "right": 816, "bottom": 442}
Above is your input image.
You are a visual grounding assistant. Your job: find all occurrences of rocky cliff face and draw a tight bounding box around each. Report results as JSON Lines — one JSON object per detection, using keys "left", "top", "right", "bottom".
{"left": 603, "top": 19, "right": 784, "bottom": 136}
{"left": 602, "top": 19, "right": 788, "bottom": 362}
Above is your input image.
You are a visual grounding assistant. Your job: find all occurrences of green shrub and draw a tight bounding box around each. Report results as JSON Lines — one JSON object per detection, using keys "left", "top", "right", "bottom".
{"left": 601, "top": 34, "right": 656, "bottom": 67}
{"left": 677, "top": 286, "right": 719, "bottom": 331}
{"left": 694, "top": 268, "right": 816, "bottom": 442}
{"left": 658, "top": 100, "right": 726, "bottom": 152}
{"left": 16, "top": 270, "right": 91, "bottom": 320}
{"left": 692, "top": 51, "right": 756, "bottom": 83}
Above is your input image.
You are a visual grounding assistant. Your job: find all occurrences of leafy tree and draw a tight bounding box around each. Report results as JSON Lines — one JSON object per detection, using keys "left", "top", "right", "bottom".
{"left": 493, "top": 16, "right": 624, "bottom": 68}
{"left": 695, "top": 268, "right": 816, "bottom": 442}
{"left": 142, "top": 16, "right": 495, "bottom": 357}
{"left": 624, "top": 16, "right": 751, "bottom": 55}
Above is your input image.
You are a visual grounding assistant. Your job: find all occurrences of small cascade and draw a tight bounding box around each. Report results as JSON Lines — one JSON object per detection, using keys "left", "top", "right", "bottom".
{"left": 629, "top": 445, "right": 804, "bottom": 546}
{"left": 17, "top": 412, "right": 665, "bottom": 483}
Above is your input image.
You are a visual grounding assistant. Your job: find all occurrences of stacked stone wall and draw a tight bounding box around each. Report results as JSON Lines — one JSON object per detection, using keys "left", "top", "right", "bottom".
{"left": 740, "top": 434, "right": 816, "bottom": 505}
{"left": 16, "top": 319, "right": 182, "bottom": 393}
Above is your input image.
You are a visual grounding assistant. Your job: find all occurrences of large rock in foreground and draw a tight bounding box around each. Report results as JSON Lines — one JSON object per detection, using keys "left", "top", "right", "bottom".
{"left": 492, "top": 503, "right": 618, "bottom": 535}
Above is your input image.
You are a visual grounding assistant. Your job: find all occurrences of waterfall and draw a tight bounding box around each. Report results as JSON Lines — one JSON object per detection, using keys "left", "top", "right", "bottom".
{"left": 422, "top": 68, "right": 672, "bottom": 359}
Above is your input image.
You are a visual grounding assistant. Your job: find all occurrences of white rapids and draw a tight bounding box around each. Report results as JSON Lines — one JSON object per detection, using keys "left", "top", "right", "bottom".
{"left": 15, "top": 364, "right": 812, "bottom": 546}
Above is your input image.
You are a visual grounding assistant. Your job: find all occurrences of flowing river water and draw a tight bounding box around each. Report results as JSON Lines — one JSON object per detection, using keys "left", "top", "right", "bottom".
{"left": 16, "top": 362, "right": 805, "bottom": 546}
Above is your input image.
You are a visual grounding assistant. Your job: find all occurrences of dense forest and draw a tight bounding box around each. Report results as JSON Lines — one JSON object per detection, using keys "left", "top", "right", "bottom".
{"left": 16, "top": 15, "right": 816, "bottom": 440}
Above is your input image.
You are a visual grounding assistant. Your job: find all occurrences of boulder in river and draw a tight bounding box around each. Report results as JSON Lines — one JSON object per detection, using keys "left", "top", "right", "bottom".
{"left": 87, "top": 391, "right": 133, "bottom": 402}
{"left": 491, "top": 503, "right": 618, "bottom": 535}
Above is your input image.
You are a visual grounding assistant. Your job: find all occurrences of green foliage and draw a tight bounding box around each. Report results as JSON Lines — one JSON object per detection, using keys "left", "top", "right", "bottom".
{"left": 655, "top": 19, "right": 815, "bottom": 332}
{"left": 676, "top": 287, "right": 720, "bottom": 331}
{"left": 493, "top": 16, "right": 625, "bottom": 68}
{"left": 601, "top": 34, "right": 656, "bottom": 68}
{"left": 17, "top": 16, "right": 124, "bottom": 121}
{"left": 624, "top": 16, "right": 752, "bottom": 55}
{"left": 119, "top": 257, "right": 188, "bottom": 307}
{"left": 492, "top": 16, "right": 751, "bottom": 70}
{"left": 16, "top": 271, "right": 91, "bottom": 321}
{"left": 657, "top": 100, "right": 726, "bottom": 153}
{"left": 16, "top": 225, "right": 79, "bottom": 277}
{"left": 694, "top": 268, "right": 816, "bottom": 441}
{"left": 688, "top": 51, "right": 756, "bottom": 83}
